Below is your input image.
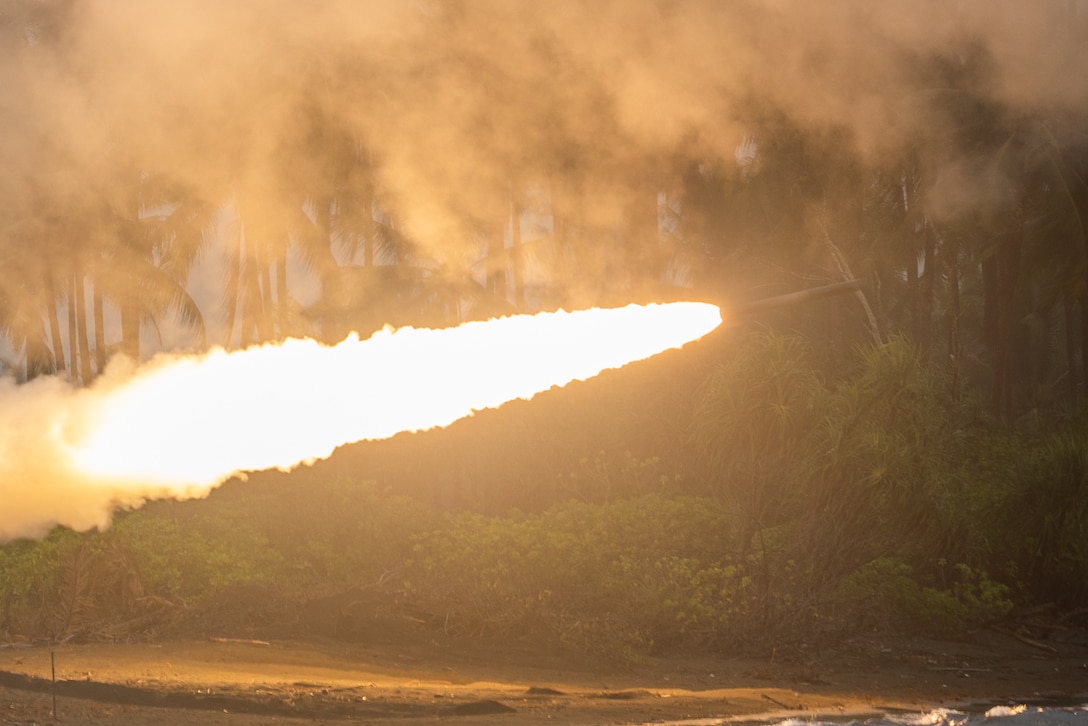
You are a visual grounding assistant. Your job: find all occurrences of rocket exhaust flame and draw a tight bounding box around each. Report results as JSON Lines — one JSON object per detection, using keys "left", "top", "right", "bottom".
{"left": 0, "top": 302, "right": 721, "bottom": 540}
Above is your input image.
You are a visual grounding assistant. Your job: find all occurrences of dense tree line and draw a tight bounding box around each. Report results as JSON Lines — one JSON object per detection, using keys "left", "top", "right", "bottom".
{"left": 1, "top": 1, "right": 1087, "bottom": 654}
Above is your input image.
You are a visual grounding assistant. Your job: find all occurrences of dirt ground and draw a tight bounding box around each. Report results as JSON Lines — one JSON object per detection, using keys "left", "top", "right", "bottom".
{"left": 1, "top": 588, "right": 1086, "bottom": 725}
{"left": 1, "top": 618, "right": 1086, "bottom": 726}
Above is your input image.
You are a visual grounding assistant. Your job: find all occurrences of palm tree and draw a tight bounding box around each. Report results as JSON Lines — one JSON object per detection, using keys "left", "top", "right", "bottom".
{"left": 0, "top": 0, "right": 72, "bottom": 378}
{"left": 103, "top": 172, "right": 215, "bottom": 360}
{"left": 0, "top": 223, "right": 59, "bottom": 380}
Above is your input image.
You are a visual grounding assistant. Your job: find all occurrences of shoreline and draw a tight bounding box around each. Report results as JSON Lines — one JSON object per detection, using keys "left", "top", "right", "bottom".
{"left": 0, "top": 633, "right": 1084, "bottom": 724}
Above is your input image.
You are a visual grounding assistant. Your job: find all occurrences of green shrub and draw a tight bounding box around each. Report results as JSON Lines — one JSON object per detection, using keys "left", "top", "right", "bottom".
{"left": 691, "top": 333, "right": 986, "bottom": 597}
{"left": 999, "top": 429, "right": 1088, "bottom": 605}
{"left": 690, "top": 332, "right": 826, "bottom": 525}
{"left": 131, "top": 476, "right": 433, "bottom": 594}
{"left": 835, "top": 556, "right": 1011, "bottom": 633}
{"left": 404, "top": 494, "right": 785, "bottom": 659}
{"left": 109, "top": 510, "right": 285, "bottom": 599}
{"left": 0, "top": 527, "right": 83, "bottom": 635}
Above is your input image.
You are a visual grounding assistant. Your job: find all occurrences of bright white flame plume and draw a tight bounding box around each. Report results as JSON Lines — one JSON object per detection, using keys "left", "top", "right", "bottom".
{"left": 0, "top": 302, "right": 721, "bottom": 540}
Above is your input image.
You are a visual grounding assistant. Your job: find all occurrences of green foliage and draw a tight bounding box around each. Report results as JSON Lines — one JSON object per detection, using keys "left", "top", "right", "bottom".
{"left": 6, "top": 343, "right": 1088, "bottom": 657}
{"left": 405, "top": 495, "right": 749, "bottom": 659}
{"left": 555, "top": 450, "right": 681, "bottom": 503}
{"left": 692, "top": 334, "right": 965, "bottom": 579}
{"left": 686, "top": 331, "right": 1033, "bottom": 639}
{"left": 691, "top": 332, "right": 825, "bottom": 520}
{"left": 835, "top": 557, "right": 1012, "bottom": 633}
{"left": 0, "top": 527, "right": 83, "bottom": 635}
{"left": 0, "top": 477, "right": 429, "bottom": 640}
{"left": 993, "top": 426, "right": 1088, "bottom": 605}
{"left": 234, "top": 475, "right": 434, "bottom": 587}
{"left": 108, "top": 511, "right": 283, "bottom": 599}
{"left": 799, "top": 335, "right": 966, "bottom": 574}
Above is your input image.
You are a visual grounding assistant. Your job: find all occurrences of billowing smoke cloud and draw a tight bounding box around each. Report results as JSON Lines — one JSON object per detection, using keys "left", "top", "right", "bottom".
{"left": 5, "top": 1, "right": 1086, "bottom": 270}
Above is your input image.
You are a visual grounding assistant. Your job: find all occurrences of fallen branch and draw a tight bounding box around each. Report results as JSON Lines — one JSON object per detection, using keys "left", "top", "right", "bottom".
{"left": 989, "top": 625, "right": 1058, "bottom": 653}
{"left": 761, "top": 693, "right": 792, "bottom": 710}
{"left": 207, "top": 637, "right": 270, "bottom": 646}
{"left": 92, "top": 607, "right": 177, "bottom": 641}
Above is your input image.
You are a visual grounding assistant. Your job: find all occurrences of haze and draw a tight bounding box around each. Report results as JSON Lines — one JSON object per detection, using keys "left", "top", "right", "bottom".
{"left": 2, "top": 1, "right": 1086, "bottom": 371}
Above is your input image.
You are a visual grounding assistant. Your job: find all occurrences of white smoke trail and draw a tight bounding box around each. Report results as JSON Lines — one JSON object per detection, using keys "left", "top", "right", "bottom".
{"left": 0, "top": 302, "right": 721, "bottom": 540}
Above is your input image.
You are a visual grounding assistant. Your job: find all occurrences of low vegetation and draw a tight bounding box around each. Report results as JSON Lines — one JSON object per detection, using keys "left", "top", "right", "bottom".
{"left": 3, "top": 332, "right": 1086, "bottom": 661}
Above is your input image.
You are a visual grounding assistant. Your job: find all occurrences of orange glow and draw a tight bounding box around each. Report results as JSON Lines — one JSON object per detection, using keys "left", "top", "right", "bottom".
{"left": 65, "top": 302, "right": 721, "bottom": 495}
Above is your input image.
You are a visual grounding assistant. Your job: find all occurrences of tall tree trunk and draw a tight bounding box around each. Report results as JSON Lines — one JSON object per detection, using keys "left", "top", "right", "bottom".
{"left": 624, "top": 181, "right": 660, "bottom": 298}
{"left": 242, "top": 257, "right": 266, "bottom": 345}
{"left": 46, "top": 274, "right": 66, "bottom": 375}
{"left": 256, "top": 241, "right": 274, "bottom": 342}
{"left": 1064, "top": 297, "right": 1077, "bottom": 404}
{"left": 361, "top": 146, "right": 375, "bottom": 269}
{"left": 981, "top": 253, "right": 1000, "bottom": 402}
{"left": 120, "top": 302, "right": 140, "bottom": 360}
{"left": 312, "top": 192, "right": 343, "bottom": 342}
{"left": 237, "top": 221, "right": 272, "bottom": 346}
{"left": 992, "top": 208, "right": 1023, "bottom": 420}
{"left": 946, "top": 231, "right": 962, "bottom": 401}
{"left": 1081, "top": 289, "right": 1088, "bottom": 400}
{"left": 919, "top": 220, "right": 936, "bottom": 357}
{"left": 73, "top": 271, "right": 92, "bottom": 384}
{"left": 275, "top": 248, "right": 288, "bottom": 339}
{"left": 509, "top": 180, "right": 524, "bottom": 309}
{"left": 906, "top": 238, "right": 919, "bottom": 339}
{"left": 67, "top": 274, "right": 77, "bottom": 382}
{"left": 487, "top": 209, "right": 507, "bottom": 304}
{"left": 221, "top": 216, "right": 243, "bottom": 348}
{"left": 93, "top": 284, "right": 106, "bottom": 374}
{"left": 1070, "top": 177, "right": 1088, "bottom": 402}
{"left": 1035, "top": 302, "right": 1053, "bottom": 396}
{"left": 546, "top": 175, "right": 573, "bottom": 309}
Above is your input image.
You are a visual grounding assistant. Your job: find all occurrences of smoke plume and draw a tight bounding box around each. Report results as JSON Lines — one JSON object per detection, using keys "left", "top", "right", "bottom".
{"left": 4, "top": 1, "right": 1086, "bottom": 268}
